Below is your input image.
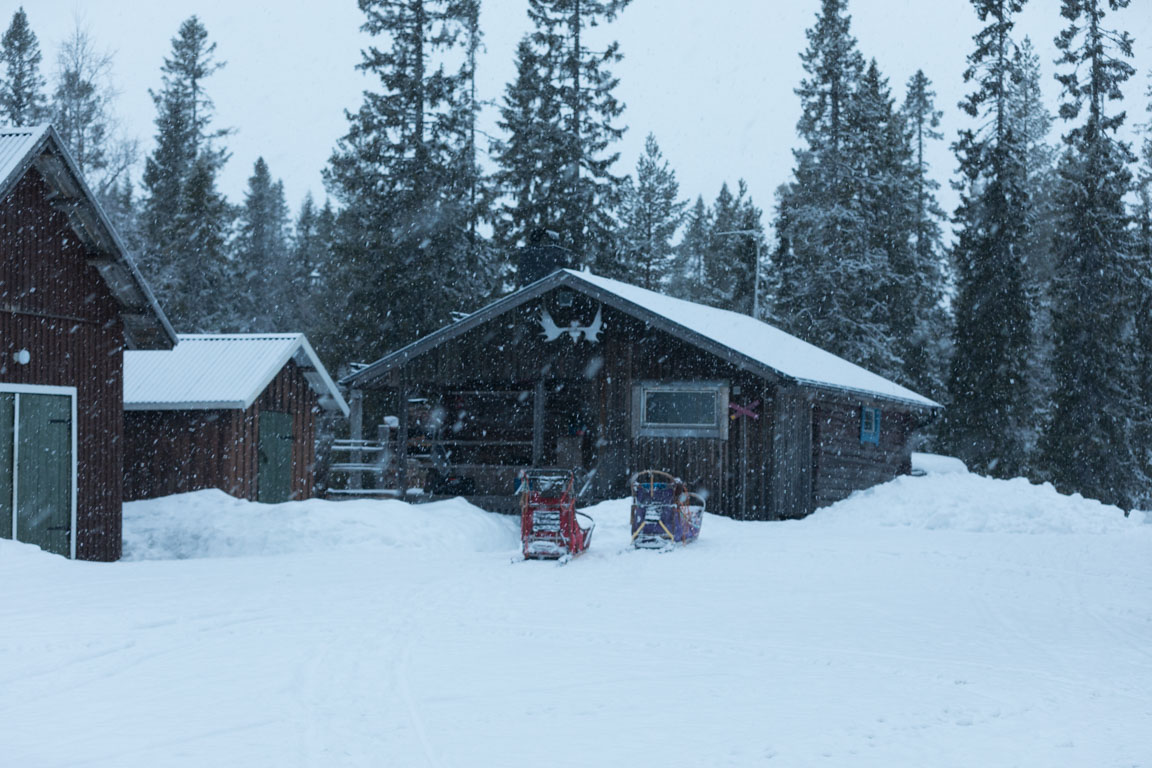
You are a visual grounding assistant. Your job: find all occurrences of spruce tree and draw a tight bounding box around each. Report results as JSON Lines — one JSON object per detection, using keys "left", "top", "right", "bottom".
{"left": 1040, "top": 0, "right": 1143, "bottom": 508}
{"left": 140, "top": 16, "right": 233, "bottom": 332}
{"left": 850, "top": 59, "right": 919, "bottom": 380}
{"left": 900, "top": 69, "right": 950, "bottom": 402}
{"left": 772, "top": 0, "right": 869, "bottom": 345}
{"left": 1135, "top": 72, "right": 1152, "bottom": 496}
{"left": 616, "top": 133, "right": 686, "bottom": 289}
{"left": 773, "top": 1, "right": 907, "bottom": 375}
{"left": 943, "top": 0, "right": 1033, "bottom": 477}
{"left": 234, "top": 157, "right": 291, "bottom": 331}
{"left": 1010, "top": 37, "right": 1059, "bottom": 450}
{"left": 493, "top": 37, "right": 566, "bottom": 252}
{"left": 0, "top": 7, "right": 47, "bottom": 125}
{"left": 705, "top": 180, "right": 765, "bottom": 317}
{"left": 326, "top": 0, "right": 489, "bottom": 363}
{"left": 669, "top": 195, "right": 711, "bottom": 302}
{"left": 522, "top": 0, "right": 630, "bottom": 268}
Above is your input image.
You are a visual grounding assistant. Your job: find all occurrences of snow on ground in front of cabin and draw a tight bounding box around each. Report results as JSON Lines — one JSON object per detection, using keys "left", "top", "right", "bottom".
{"left": 2, "top": 469, "right": 1150, "bottom": 767}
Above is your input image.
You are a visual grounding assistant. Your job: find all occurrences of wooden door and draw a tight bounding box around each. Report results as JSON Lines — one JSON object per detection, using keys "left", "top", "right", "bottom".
{"left": 15, "top": 393, "right": 73, "bottom": 557}
{"left": 0, "top": 393, "right": 12, "bottom": 540}
{"left": 259, "top": 410, "right": 293, "bottom": 503}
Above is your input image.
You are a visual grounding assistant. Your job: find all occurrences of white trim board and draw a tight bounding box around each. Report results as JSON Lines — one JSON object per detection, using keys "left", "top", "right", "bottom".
{"left": 0, "top": 383, "right": 79, "bottom": 559}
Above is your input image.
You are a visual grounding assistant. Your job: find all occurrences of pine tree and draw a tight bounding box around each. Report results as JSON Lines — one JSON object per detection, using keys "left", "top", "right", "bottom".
{"left": 0, "top": 7, "right": 48, "bottom": 125}
{"left": 492, "top": 37, "right": 566, "bottom": 252}
{"left": 849, "top": 60, "right": 920, "bottom": 380}
{"left": 669, "top": 195, "right": 711, "bottom": 302}
{"left": 1135, "top": 71, "right": 1152, "bottom": 497}
{"left": 900, "top": 69, "right": 950, "bottom": 403}
{"left": 140, "top": 16, "right": 233, "bottom": 332}
{"left": 1040, "top": 0, "right": 1142, "bottom": 508}
{"left": 325, "top": 0, "right": 489, "bottom": 363}
{"left": 705, "top": 180, "right": 764, "bottom": 317}
{"left": 773, "top": 1, "right": 901, "bottom": 373}
{"left": 616, "top": 134, "right": 686, "bottom": 289}
{"left": 234, "top": 157, "right": 290, "bottom": 331}
{"left": 943, "top": 0, "right": 1033, "bottom": 477}
{"left": 51, "top": 23, "right": 138, "bottom": 200}
{"left": 522, "top": 0, "right": 630, "bottom": 268}
{"left": 1009, "top": 37, "right": 1059, "bottom": 452}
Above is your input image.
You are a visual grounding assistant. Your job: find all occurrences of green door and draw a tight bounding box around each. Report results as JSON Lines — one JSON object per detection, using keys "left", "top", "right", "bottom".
{"left": 258, "top": 410, "right": 293, "bottom": 503}
{"left": 15, "top": 394, "right": 72, "bottom": 557}
{"left": 0, "top": 393, "right": 13, "bottom": 540}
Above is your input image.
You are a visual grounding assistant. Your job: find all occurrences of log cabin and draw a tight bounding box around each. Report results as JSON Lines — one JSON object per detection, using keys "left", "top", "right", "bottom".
{"left": 0, "top": 125, "right": 176, "bottom": 560}
{"left": 340, "top": 269, "right": 941, "bottom": 519}
{"left": 123, "top": 333, "right": 349, "bottom": 502}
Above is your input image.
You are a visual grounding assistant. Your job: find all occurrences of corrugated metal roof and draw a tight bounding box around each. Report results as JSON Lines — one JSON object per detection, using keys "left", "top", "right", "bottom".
{"left": 124, "top": 333, "right": 349, "bottom": 416}
{"left": 0, "top": 124, "right": 48, "bottom": 188}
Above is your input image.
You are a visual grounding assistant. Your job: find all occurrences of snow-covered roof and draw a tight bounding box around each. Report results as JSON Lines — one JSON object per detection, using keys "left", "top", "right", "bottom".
{"left": 567, "top": 271, "right": 939, "bottom": 408}
{"left": 125, "top": 333, "right": 349, "bottom": 416}
{"left": 0, "top": 124, "right": 175, "bottom": 349}
{"left": 343, "top": 269, "right": 940, "bottom": 409}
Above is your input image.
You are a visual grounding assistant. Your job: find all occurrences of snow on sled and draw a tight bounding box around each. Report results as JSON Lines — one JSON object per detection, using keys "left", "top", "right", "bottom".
{"left": 630, "top": 470, "right": 703, "bottom": 549}
{"left": 518, "top": 468, "right": 594, "bottom": 560}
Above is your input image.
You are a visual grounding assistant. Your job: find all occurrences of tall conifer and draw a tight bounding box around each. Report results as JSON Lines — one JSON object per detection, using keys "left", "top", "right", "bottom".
{"left": 616, "top": 134, "right": 686, "bottom": 289}
{"left": 326, "top": 0, "right": 488, "bottom": 363}
{"left": 0, "top": 7, "right": 47, "bottom": 125}
{"left": 1040, "top": 0, "right": 1142, "bottom": 508}
{"left": 900, "top": 70, "right": 950, "bottom": 401}
{"left": 522, "top": 0, "right": 630, "bottom": 267}
{"left": 235, "top": 157, "right": 290, "bottom": 331}
{"left": 140, "top": 16, "right": 233, "bottom": 332}
{"left": 943, "top": 0, "right": 1033, "bottom": 477}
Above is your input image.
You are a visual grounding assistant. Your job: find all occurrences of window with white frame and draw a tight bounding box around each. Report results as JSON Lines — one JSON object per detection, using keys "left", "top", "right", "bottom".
{"left": 632, "top": 381, "right": 729, "bottom": 439}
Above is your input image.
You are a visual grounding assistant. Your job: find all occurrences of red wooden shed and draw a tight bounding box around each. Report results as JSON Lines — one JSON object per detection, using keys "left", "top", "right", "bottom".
{"left": 123, "top": 334, "right": 349, "bottom": 503}
{"left": 0, "top": 125, "right": 176, "bottom": 560}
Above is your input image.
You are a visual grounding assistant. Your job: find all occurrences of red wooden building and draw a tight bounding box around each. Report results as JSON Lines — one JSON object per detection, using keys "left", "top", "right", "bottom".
{"left": 123, "top": 334, "right": 349, "bottom": 502}
{"left": 1, "top": 125, "right": 176, "bottom": 560}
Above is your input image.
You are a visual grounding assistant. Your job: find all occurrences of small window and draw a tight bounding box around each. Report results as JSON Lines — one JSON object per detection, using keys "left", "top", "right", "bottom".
{"left": 860, "top": 406, "right": 881, "bottom": 445}
{"left": 633, "top": 381, "right": 728, "bottom": 439}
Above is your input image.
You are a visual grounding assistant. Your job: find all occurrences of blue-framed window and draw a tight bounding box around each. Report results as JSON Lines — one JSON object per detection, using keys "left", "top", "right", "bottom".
{"left": 860, "top": 406, "right": 881, "bottom": 445}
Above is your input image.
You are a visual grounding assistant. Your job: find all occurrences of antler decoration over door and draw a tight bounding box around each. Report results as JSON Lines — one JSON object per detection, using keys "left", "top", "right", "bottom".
{"left": 539, "top": 306, "right": 603, "bottom": 343}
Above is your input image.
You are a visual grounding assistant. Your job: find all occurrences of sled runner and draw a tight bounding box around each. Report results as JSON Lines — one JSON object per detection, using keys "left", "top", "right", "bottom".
{"left": 519, "top": 468, "right": 594, "bottom": 559}
{"left": 630, "top": 470, "right": 703, "bottom": 548}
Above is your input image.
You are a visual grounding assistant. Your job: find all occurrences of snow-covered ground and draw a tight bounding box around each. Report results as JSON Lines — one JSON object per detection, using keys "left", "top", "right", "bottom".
{"left": 2, "top": 468, "right": 1150, "bottom": 767}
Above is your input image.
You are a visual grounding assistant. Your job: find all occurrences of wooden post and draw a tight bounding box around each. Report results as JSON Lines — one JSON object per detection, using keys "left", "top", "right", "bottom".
{"left": 397, "top": 371, "right": 409, "bottom": 497}
{"left": 349, "top": 389, "right": 363, "bottom": 491}
{"left": 532, "top": 378, "right": 545, "bottom": 466}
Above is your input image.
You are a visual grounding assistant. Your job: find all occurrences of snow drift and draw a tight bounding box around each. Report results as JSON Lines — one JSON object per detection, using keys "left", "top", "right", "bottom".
{"left": 122, "top": 488, "right": 520, "bottom": 560}
{"left": 3, "top": 465, "right": 1150, "bottom": 767}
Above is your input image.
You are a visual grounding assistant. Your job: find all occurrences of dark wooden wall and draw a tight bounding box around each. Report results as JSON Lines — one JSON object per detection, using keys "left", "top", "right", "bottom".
{"left": 811, "top": 399, "right": 914, "bottom": 509}
{"left": 0, "top": 170, "right": 126, "bottom": 561}
{"left": 124, "top": 362, "right": 319, "bottom": 502}
{"left": 369, "top": 290, "right": 924, "bottom": 520}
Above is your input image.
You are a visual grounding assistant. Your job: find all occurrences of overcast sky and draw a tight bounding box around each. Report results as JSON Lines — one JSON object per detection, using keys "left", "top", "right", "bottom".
{"left": 13, "top": 0, "right": 1152, "bottom": 236}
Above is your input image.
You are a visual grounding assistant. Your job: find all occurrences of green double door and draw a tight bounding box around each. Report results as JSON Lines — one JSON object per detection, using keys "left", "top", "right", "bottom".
{"left": 258, "top": 410, "right": 293, "bottom": 503}
{"left": 1, "top": 391, "right": 73, "bottom": 557}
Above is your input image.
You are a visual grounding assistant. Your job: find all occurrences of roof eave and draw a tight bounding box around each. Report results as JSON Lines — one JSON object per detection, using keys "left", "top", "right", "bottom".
{"left": 1, "top": 125, "right": 176, "bottom": 350}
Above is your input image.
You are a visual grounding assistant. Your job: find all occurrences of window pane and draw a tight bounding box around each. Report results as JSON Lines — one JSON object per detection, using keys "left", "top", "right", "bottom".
{"left": 644, "top": 390, "right": 716, "bottom": 426}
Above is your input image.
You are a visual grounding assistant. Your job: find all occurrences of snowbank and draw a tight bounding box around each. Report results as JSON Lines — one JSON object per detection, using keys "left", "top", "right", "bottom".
{"left": 810, "top": 471, "right": 1145, "bottom": 534}
{"left": 122, "top": 489, "right": 520, "bottom": 560}
{"left": 911, "top": 451, "right": 968, "bottom": 475}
